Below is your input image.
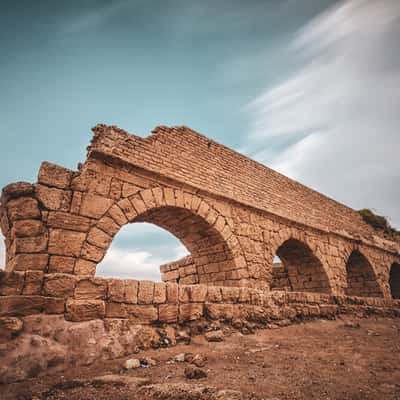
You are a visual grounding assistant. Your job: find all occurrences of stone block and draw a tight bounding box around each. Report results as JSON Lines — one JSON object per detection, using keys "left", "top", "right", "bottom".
{"left": 125, "top": 305, "right": 158, "bottom": 323}
{"left": 0, "top": 295, "right": 44, "bottom": 317}
{"left": 105, "top": 302, "right": 127, "bottom": 318}
{"left": 178, "top": 286, "right": 190, "bottom": 303}
{"left": 43, "top": 273, "right": 77, "bottom": 298}
{"left": 14, "top": 234, "right": 48, "bottom": 253}
{"left": 0, "top": 271, "right": 25, "bottom": 295}
{"left": 1, "top": 182, "right": 34, "bottom": 202}
{"left": 117, "top": 198, "right": 137, "bottom": 221}
{"left": 43, "top": 297, "right": 65, "bottom": 314}
{"left": 12, "top": 219, "right": 45, "bottom": 237}
{"left": 74, "top": 259, "right": 97, "bottom": 275}
{"left": 179, "top": 303, "right": 203, "bottom": 322}
{"left": 124, "top": 280, "right": 139, "bottom": 304}
{"left": 87, "top": 227, "right": 112, "bottom": 249}
{"left": 205, "top": 303, "right": 235, "bottom": 321}
{"left": 38, "top": 161, "right": 73, "bottom": 189}
{"left": 138, "top": 281, "right": 154, "bottom": 304}
{"left": 166, "top": 283, "right": 178, "bottom": 303}
{"left": 80, "top": 193, "right": 114, "bottom": 219}
{"left": 35, "top": 184, "right": 71, "bottom": 211}
{"left": 107, "top": 204, "right": 128, "bottom": 226}
{"left": 153, "top": 282, "right": 166, "bottom": 304}
{"left": 22, "top": 271, "right": 44, "bottom": 295}
{"left": 190, "top": 285, "right": 208, "bottom": 302}
{"left": 97, "top": 216, "right": 120, "bottom": 236}
{"left": 80, "top": 243, "right": 104, "bottom": 263}
{"left": 221, "top": 287, "right": 240, "bottom": 303}
{"left": 65, "top": 299, "right": 105, "bottom": 321}
{"left": 75, "top": 278, "right": 107, "bottom": 299}
{"left": 6, "top": 197, "right": 40, "bottom": 221}
{"left": 48, "top": 229, "right": 86, "bottom": 257}
{"left": 158, "top": 304, "right": 178, "bottom": 323}
{"left": 12, "top": 254, "right": 48, "bottom": 272}
{"left": 49, "top": 256, "right": 75, "bottom": 273}
{"left": 108, "top": 279, "right": 126, "bottom": 302}
{"left": 47, "top": 211, "right": 91, "bottom": 232}
{"left": 207, "top": 286, "right": 222, "bottom": 302}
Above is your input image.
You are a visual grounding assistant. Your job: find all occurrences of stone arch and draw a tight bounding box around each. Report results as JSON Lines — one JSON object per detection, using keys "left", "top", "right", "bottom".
{"left": 345, "top": 250, "right": 383, "bottom": 297}
{"left": 270, "top": 235, "right": 332, "bottom": 294}
{"left": 389, "top": 262, "right": 400, "bottom": 299}
{"left": 79, "top": 187, "right": 246, "bottom": 286}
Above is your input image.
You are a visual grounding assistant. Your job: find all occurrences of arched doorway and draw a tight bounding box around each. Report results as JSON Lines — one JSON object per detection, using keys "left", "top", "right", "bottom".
{"left": 96, "top": 222, "right": 189, "bottom": 281}
{"left": 345, "top": 250, "right": 383, "bottom": 297}
{"left": 271, "top": 238, "right": 331, "bottom": 293}
{"left": 389, "top": 262, "right": 400, "bottom": 299}
{"left": 82, "top": 189, "right": 245, "bottom": 286}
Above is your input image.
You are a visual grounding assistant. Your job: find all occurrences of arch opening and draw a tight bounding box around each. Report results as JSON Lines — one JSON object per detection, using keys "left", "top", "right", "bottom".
{"left": 345, "top": 250, "right": 383, "bottom": 297}
{"left": 271, "top": 238, "right": 331, "bottom": 293}
{"left": 96, "top": 222, "right": 189, "bottom": 281}
{"left": 389, "top": 262, "right": 400, "bottom": 299}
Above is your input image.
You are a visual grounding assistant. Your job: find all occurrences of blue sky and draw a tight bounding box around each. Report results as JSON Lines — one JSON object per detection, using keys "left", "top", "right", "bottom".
{"left": 1, "top": 0, "right": 399, "bottom": 278}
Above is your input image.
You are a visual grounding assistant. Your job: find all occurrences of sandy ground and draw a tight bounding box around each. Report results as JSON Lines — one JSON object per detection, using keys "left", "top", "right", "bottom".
{"left": 1, "top": 316, "right": 400, "bottom": 400}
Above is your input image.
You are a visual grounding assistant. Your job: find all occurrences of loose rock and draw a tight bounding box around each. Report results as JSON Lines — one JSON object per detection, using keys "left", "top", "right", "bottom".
{"left": 184, "top": 365, "right": 207, "bottom": 380}
{"left": 205, "top": 330, "right": 224, "bottom": 342}
{"left": 123, "top": 358, "right": 141, "bottom": 370}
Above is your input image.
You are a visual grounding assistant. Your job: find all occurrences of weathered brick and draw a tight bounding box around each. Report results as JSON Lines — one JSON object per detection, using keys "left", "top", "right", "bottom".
{"left": 87, "top": 227, "right": 112, "bottom": 250}
{"left": 49, "top": 256, "right": 75, "bottom": 273}
{"left": 48, "top": 229, "right": 85, "bottom": 257}
{"left": 65, "top": 299, "right": 105, "bottom": 321}
{"left": 179, "top": 303, "right": 203, "bottom": 322}
{"left": 14, "top": 234, "right": 48, "bottom": 253}
{"left": 38, "top": 162, "right": 73, "bottom": 189}
{"left": 74, "top": 259, "right": 97, "bottom": 275}
{"left": 0, "top": 295, "right": 44, "bottom": 317}
{"left": 47, "top": 211, "right": 91, "bottom": 232}
{"left": 43, "top": 273, "right": 77, "bottom": 298}
{"left": 0, "top": 271, "right": 25, "bottom": 295}
{"left": 12, "top": 219, "right": 45, "bottom": 237}
{"left": 138, "top": 280, "right": 154, "bottom": 304}
{"left": 158, "top": 304, "right": 178, "bottom": 323}
{"left": 74, "top": 278, "right": 107, "bottom": 299}
{"left": 80, "top": 193, "right": 114, "bottom": 219}
{"left": 35, "top": 184, "right": 71, "bottom": 211}
{"left": 7, "top": 197, "right": 40, "bottom": 221}
{"left": 12, "top": 254, "right": 49, "bottom": 272}
{"left": 22, "top": 271, "right": 44, "bottom": 295}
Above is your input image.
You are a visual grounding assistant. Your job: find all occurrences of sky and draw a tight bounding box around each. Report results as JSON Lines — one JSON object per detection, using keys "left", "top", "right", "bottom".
{"left": 1, "top": 0, "right": 399, "bottom": 279}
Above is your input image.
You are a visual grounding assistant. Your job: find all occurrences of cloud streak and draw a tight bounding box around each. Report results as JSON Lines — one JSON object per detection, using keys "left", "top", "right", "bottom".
{"left": 245, "top": 0, "right": 400, "bottom": 227}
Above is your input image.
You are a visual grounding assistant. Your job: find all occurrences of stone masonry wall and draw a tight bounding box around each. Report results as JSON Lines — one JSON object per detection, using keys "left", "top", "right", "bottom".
{"left": 0, "top": 124, "right": 399, "bottom": 305}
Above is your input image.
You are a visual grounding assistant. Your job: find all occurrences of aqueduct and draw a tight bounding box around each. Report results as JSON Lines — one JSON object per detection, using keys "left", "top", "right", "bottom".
{"left": 0, "top": 124, "right": 399, "bottom": 382}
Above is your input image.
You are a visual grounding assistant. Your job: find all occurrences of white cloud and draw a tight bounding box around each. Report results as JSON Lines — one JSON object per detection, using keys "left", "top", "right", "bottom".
{"left": 245, "top": 0, "right": 400, "bottom": 227}
{"left": 96, "top": 245, "right": 188, "bottom": 281}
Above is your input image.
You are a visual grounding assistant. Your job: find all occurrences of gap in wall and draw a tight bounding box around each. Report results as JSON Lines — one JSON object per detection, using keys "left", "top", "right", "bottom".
{"left": 95, "top": 222, "right": 189, "bottom": 281}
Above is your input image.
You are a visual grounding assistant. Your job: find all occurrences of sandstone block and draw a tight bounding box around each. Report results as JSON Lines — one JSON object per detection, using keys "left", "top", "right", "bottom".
{"left": 22, "top": 271, "right": 44, "bottom": 295}
{"left": 7, "top": 197, "right": 40, "bottom": 221}
{"left": 48, "top": 229, "right": 85, "bottom": 257}
{"left": 125, "top": 305, "right": 158, "bottom": 323}
{"left": 108, "top": 279, "right": 125, "bottom": 302}
{"left": 0, "top": 295, "right": 44, "bottom": 317}
{"left": 80, "top": 193, "right": 114, "bottom": 219}
{"left": 43, "top": 297, "right": 65, "bottom": 314}
{"left": 65, "top": 299, "right": 105, "bottom": 321}
{"left": 221, "top": 287, "right": 240, "bottom": 303}
{"left": 117, "top": 198, "right": 137, "bottom": 221}
{"left": 49, "top": 256, "right": 75, "bottom": 273}
{"left": 87, "top": 227, "right": 112, "bottom": 249}
{"left": 80, "top": 243, "right": 104, "bottom": 263}
{"left": 130, "top": 196, "right": 147, "bottom": 214}
{"left": 207, "top": 286, "right": 222, "bottom": 302}
{"left": 205, "top": 303, "right": 235, "bottom": 320}
{"left": 153, "top": 282, "right": 166, "bottom": 304}
{"left": 1, "top": 182, "right": 34, "bottom": 202}
{"left": 38, "top": 161, "right": 73, "bottom": 189}
{"left": 12, "top": 219, "right": 45, "bottom": 237}
{"left": 138, "top": 281, "right": 154, "bottom": 304}
{"left": 190, "top": 285, "right": 208, "bottom": 302}
{"left": 70, "top": 191, "right": 83, "bottom": 214}
{"left": 47, "top": 211, "right": 91, "bottom": 232}
{"left": 107, "top": 204, "right": 128, "bottom": 226}
{"left": 179, "top": 303, "right": 203, "bottom": 322}
{"left": 74, "top": 259, "right": 97, "bottom": 275}
{"left": 14, "top": 234, "right": 48, "bottom": 253}
{"left": 0, "top": 271, "right": 25, "bottom": 295}
{"left": 43, "top": 273, "right": 77, "bottom": 298}
{"left": 75, "top": 278, "right": 107, "bottom": 299}
{"left": 105, "top": 302, "right": 127, "bottom": 318}
{"left": 35, "top": 184, "right": 71, "bottom": 211}
{"left": 158, "top": 304, "right": 178, "bottom": 323}
{"left": 97, "top": 216, "right": 120, "bottom": 236}
{"left": 178, "top": 286, "right": 190, "bottom": 303}
{"left": 166, "top": 283, "right": 179, "bottom": 303}
{"left": 124, "top": 280, "right": 139, "bottom": 304}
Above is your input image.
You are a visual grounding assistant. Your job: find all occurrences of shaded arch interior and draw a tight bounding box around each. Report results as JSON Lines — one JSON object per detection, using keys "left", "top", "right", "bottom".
{"left": 271, "top": 238, "right": 331, "bottom": 294}
{"left": 389, "top": 262, "right": 400, "bottom": 299}
{"left": 345, "top": 250, "right": 383, "bottom": 297}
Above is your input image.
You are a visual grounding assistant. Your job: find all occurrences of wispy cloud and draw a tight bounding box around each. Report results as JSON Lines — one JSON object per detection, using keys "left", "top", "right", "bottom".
{"left": 244, "top": 0, "right": 400, "bottom": 227}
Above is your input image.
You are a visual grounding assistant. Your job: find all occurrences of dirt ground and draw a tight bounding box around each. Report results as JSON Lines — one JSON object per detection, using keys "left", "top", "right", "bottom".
{"left": 1, "top": 316, "right": 400, "bottom": 400}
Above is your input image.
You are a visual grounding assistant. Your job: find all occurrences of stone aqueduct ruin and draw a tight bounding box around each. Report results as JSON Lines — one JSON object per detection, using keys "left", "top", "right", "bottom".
{"left": 1, "top": 124, "right": 400, "bottom": 327}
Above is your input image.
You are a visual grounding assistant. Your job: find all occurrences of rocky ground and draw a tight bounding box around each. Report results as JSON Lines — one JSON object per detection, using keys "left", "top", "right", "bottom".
{"left": 1, "top": 316, "right": 400, "bottom": 400}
